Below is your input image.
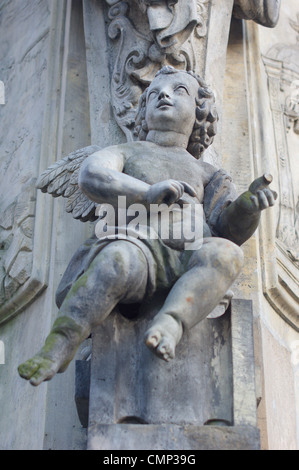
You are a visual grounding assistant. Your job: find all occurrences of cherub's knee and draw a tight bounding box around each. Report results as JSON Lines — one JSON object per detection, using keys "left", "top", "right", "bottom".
{"left": 188, "top": 238, "right": 244, "bottom": 279}
{"left": 96, "top": 241, "right": 148, "bottom": 296}
{"left": 211, "top": 239, "right": 244, "bottom": 278}
{"left": 98, "top": 242, "right": 135, "bottom": 279}
{"left": 220, "top": 239, "right": 244, "bottom": 277}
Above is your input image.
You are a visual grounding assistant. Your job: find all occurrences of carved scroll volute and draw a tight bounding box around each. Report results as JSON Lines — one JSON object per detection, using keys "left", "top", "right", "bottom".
{"left": 107, "top": 1, "right": 150, "bottom": 141}
{"left": 105, "top": 0, "right": 210, "bottom": 140}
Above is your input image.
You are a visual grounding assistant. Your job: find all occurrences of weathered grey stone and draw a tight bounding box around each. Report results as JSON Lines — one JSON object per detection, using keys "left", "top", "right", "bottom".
{"left": 233, "top": 0, "right": 281, "bottom": 27}
{"left": 3, "top": 0, "right": 295, "bottom": 452}
{"left": 8, "top": 251, "right": 32, "bottom": 286}
{"left": 0, "top": 0, "right": 63, "bottom": 323}
{"left": 87, "top": 303, "right": 234, "bottom": 428}
{"left": 75, "top": 359, "right": 91, "bottom": 429}
{"left": 87, "top": 424, "right": 260, "bottom": 450}
{"left": 85, "top": 299, "right": 259, "bottom": 449}
{"left": 18, "top": 66, "right": 276, "bottom": 389}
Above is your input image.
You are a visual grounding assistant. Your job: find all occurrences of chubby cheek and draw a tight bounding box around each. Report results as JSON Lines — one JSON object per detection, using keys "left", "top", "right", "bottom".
{"left": 145, "top": 105, "right": 156, "bottom": 128}
{"left": 179, "top": 105, "right": 196, "bottom": 133}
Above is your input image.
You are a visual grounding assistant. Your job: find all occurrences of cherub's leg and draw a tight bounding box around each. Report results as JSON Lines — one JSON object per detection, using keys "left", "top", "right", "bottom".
{"left": 18, "top": 241, "right": 148, "bottom": 385}
{"left": 145, "top": 238, "right": 243, "bottom": 361}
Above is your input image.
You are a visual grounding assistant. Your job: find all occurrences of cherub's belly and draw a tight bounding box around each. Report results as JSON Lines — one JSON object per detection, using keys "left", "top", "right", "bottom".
{"left": 113, "top": 203, "right": 211, "bottom": 251}
{"left": 148, "top": 203, "right": 211, "bottom": 250}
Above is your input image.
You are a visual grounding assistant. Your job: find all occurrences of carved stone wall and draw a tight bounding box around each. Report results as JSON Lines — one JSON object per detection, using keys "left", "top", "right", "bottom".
{"left": 0, "top": 0, "right": 70, "bottom": 324}
{"left": 261, "top": 21, "right": 299, "bottom": 330}
{"left": 244, "top": 11, "right": 299, "bottom": 332}
{"left": 0, "top": 0, "right": 90, "bottom": 450}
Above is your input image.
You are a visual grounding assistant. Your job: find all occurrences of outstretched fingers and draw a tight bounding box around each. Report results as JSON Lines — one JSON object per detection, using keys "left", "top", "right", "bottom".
{"left": 250, "top": 187, "right": 278, "bottom": 211}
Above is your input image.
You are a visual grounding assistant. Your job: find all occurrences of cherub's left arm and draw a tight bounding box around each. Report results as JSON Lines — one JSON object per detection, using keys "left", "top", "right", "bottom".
{"left": 216, "top": 174, "right": 277, "bottom": 246}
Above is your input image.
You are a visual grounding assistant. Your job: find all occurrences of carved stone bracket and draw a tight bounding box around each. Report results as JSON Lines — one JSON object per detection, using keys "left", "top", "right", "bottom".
{"left": 104, "top": 0, "right": 210, "bottom": 140}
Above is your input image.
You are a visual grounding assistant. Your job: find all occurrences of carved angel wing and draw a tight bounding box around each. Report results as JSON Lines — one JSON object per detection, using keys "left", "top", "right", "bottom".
{"left": 37, "top": 145, "right": 101, "bottom": 222}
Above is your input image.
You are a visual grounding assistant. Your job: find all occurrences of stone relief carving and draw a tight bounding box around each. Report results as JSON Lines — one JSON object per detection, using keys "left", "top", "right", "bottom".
{"left": 283, "top": 15, "right": 299, "bottom": 135}
{"left": 263, "top": 14, "right": 299, "bottom": 262}
{"left": 285, "top": 80, "right": 299, "bottom": 135}
{"left": 0, "top": 182, "right": 36, "bottom": 306}
{"left": 105, "top": 0, "right": 210, "bottom": 140}
{"left": 256, "top": 13, "right": 299, "bottom": 330}
{"left": 0, "top": 1, "right": 71, "bottom": 325}
{"left": 105, "top": 0, "right": 280, "bottom": 141}
{"left": 1, "top": 0, "right": 105, "bottom": 326}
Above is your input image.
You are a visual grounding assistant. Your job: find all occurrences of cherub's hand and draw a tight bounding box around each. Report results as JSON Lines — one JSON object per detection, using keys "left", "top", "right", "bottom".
{"left": 146, "top": 180, "right": 197, "bottom": 207}
{"left": 237, "top": 174, "right": 278, "bottom": 213}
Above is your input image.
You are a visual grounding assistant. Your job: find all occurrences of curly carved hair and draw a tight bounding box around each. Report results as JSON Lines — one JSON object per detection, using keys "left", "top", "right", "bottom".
{"left": 134, "top": 66, "right": 218, "bottom": 159}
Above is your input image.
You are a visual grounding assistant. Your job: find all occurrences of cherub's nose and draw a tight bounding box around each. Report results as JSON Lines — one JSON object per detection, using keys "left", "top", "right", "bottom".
{"left": 158, "top": 89, "right": 170, "bottom": 100}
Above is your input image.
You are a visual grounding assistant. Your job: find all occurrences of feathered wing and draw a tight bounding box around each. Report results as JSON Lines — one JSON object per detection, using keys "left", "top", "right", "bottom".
{"left": 37, "top": 145, "right": 101, "bottom": 222}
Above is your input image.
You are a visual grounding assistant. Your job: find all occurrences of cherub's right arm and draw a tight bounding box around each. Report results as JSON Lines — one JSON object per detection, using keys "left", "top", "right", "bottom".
{"left": 79, "top": 145, "right": 198, "bottom": 209}
{"left": 79, "top": 145, "right": 150, "bottom": 208}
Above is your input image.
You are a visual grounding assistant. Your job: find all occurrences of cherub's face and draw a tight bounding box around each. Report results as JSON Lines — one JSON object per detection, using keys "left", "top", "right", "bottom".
{"left": 145, "top": 72, "right": 198, "bottom": 138}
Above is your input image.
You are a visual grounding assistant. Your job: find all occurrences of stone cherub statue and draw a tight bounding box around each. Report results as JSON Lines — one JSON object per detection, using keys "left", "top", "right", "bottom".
{"left": 18, "top": 66, "right": 277, "bottom": 386}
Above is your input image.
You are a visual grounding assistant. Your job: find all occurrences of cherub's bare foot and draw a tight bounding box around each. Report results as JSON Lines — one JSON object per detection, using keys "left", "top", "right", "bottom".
{"left": 18, "top": 316, "right": 86, "bottom": 386}
{"left": 145, "top": 313, "right": 183, "bottom": 362}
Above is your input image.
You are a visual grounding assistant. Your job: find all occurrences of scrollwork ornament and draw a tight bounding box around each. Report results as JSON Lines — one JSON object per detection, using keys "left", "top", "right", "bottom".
{"left": 105, "top": 0, "right": 209, "bottom": 139}
{"left": 195, "top": 0, "right": 210, "bottom": 38}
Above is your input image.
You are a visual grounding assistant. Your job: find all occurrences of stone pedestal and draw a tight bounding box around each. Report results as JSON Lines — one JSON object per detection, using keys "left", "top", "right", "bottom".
{"left": 88, "top": 424, "right": 260, "bottom": 451}
{"left": 77, "top": 299, "right": 260, "bottom": 450}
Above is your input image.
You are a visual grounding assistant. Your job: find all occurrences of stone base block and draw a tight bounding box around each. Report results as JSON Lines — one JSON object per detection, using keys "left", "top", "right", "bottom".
{"left": 87, "top": 424, "right": 260, "bottom": 450}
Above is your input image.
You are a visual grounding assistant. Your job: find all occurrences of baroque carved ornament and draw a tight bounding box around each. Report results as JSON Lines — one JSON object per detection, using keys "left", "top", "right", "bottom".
{"left": 105, "top": 0, "right": 210, "bottom": 140}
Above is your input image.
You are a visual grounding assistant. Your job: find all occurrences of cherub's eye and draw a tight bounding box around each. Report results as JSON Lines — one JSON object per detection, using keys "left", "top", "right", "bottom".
{"left": 175, "top": 85, "right": 189, "bottom": 94}
{"left": 148, "top": 90, "right": 158, "bottom": 100}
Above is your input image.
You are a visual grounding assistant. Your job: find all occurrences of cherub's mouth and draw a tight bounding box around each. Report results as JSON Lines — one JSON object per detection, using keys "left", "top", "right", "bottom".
{"left": 157, "top": 99, "right": 173, "bottom": 108}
